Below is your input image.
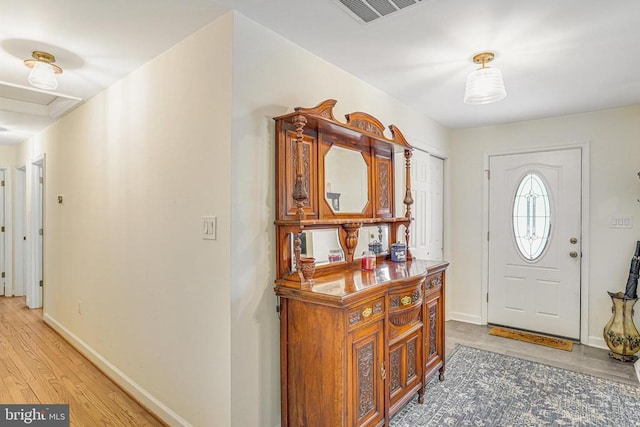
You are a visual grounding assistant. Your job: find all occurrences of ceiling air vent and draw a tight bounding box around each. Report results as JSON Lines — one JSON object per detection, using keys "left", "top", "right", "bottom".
{"left": 335, "top": 0, "right": 426, "bottom": 24}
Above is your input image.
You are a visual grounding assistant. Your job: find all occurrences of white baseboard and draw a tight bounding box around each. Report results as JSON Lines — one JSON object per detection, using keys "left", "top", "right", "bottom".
{"left": 587, "top": 335, "right": 608, "bottom": 350}
{"left": 448, "top": 312, "right": 483, "bottom": 325}
{"left": 44, "top": 313, "right": 190, "bottom": 427}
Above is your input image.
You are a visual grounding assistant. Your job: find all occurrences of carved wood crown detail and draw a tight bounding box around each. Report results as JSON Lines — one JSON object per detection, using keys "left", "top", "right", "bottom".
{"left": 295, "top": 99, "right": 337, "bottom": 122}
{"left": 286, "top": 99, "right": 413, "bottom": 149}
{"left": 349, "top": 118, "right": 383, "bottom": 137}
{"left": 317, "top": 109, "right": 333, "bottom": 119}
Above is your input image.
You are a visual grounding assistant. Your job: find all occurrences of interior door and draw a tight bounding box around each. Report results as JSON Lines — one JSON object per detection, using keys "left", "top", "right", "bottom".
{"left": 36, "top": 164, "right": 43, "bottom": 306}
{"left": 27, "top": 160, "right": 44, "bottom": 309}
{"left": 0, "top": 170, "right": 4, "bottom": 296}
{"left": 409, "top": 149, "right": 429, "bottom": 259}
{"left": 409, "top": 150, "right": 444, "bottom": 261}
{"left": 488, "top": 148, "right": 581, "bottom": 339}
{"left": 427, "top": 156, "right": 444, "bottom": 261}
{"left": 15, "top": 166, "right": 26, "bottom": 296}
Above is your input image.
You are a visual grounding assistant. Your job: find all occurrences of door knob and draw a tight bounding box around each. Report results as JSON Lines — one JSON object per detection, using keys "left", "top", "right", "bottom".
{"left": 569, "top": 251, "right": 578, "bottom": 258}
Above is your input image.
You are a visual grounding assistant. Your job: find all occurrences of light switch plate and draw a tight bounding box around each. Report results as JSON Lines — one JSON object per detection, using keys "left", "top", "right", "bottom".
{"left": 202, "top": 216, "right": 217, "bottom": 240}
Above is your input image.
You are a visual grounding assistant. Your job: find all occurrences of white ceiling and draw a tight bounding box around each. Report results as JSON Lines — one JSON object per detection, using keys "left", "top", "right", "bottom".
{"left": 1, "top": 0, "right": 639, "bottom": 145}
{"left": 0, "top": 0, "right": 228, "bottom": 145}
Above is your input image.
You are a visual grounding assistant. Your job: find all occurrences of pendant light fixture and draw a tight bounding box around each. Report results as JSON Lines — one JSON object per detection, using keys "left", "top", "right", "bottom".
{"left": 24, "top": 51, "right": 63, "bottom": 91}
{"left": 464, "top": 52, "right": 506, "bottom": 105}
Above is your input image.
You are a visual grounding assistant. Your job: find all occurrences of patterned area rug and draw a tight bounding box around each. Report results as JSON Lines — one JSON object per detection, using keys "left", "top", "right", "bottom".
{"left": 390, "top": 345, "right": 640, "bottom": 426}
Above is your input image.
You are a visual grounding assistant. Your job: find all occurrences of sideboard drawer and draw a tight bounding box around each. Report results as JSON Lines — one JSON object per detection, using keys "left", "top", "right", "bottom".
{"left": 347, "top": 296, "right": 385, "bottom": 330}
{"left": 388, "top": 282, "right": 423, "bottom": 335}
{"left": 389, "top": 282, "right": 423, "bottom": 313}
{"left": 425, "top": 272, "right": 443, "bottom": 294}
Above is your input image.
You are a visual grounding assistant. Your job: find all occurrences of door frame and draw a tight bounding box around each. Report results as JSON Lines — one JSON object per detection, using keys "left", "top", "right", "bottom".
{"left": 480, "top": 142, "right": 590, "bottom": 344}
{"left": 27, "top": 155, "right": 45, "bottom": 309}
{"left": 14, "top": 164, "right": 27, "bottom": 297}
{"left": 0, "top": 167, "right": 11, "bottom": 297}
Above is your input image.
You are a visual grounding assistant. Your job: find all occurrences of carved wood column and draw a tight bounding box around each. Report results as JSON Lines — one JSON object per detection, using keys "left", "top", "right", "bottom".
{"left": 291, "top": 114, "right": 308, "bottom": 271}
{"left": 403, "top": 148, "right": 414, "bottom": 258}
{"left": 292, "top": 114, "right": 309, "bottom": 217}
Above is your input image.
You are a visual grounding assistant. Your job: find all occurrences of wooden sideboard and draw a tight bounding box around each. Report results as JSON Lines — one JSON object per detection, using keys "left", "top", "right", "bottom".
{"left": 276, "top": 260, "right": 447, "bottom": 426}
{"left": 273, "top": 100, "right": 448, "bottom": 426}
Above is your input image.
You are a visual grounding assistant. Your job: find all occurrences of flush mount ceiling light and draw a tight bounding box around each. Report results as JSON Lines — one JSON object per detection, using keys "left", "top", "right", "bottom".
{"left": 24, "top": 51, "right": 63, "bottom": 91}
{"left": 464, "top": 52, "right": 506, "bottom": 105}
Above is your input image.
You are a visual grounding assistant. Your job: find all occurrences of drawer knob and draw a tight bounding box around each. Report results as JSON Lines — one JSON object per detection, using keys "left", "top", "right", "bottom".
{"left": 400, "top": 296, "right": 412, "bottom": 306}
{"left": 362, "top": 307, "right": 373, "bottom": 318}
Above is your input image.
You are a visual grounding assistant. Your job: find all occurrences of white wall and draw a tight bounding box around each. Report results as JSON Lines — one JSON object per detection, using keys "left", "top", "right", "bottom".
{"left": 14, "top": 13, "right": 234, "bottom": 426}
{"left": 449, "top": 105, "right": 640, "bottom": 346}
{"left": 230, "top": 12, "right": 450, "bottom": 426}
{"left": 0, "top": 146, "right": 17, "bottom": 165}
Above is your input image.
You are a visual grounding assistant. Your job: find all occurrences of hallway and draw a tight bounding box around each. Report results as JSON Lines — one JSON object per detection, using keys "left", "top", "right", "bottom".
{"left": 0, "top": 296, "right": 163, "bottom": 426}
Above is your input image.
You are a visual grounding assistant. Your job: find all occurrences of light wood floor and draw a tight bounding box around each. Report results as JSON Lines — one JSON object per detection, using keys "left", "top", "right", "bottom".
{"left": 445, "top": 320, "right": 639, "bottom": 386}
{"left": 0, "top": 296, "right": 163, "bottom": 426}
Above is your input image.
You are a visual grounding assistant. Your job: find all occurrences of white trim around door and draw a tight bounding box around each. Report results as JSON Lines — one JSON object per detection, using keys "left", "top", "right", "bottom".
{"left": 14, "top": 164, "right": 27, "bottom": 297}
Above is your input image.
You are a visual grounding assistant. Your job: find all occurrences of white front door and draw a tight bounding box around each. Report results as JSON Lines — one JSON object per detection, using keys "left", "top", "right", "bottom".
{"left": 488, "top": 148, "right": 582, "bottom": 339}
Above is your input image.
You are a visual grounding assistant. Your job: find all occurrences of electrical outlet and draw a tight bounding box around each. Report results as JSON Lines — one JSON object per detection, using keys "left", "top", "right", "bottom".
{"left": 610, "top": 216, "right": 633, "bottom": 229}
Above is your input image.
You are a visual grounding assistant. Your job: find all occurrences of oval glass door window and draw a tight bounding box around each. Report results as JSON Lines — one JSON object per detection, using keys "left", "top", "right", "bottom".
{"left": 512, "top": 173, "right": 551, "bottom": 260}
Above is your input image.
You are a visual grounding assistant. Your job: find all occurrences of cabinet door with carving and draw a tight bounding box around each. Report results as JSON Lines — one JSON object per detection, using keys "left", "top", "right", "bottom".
{"left": 388, "top": 328, "right": 422, "bottom": 413}
{"left": 348, "top": 319, "right": 385, "bottom": 427}
{"left": 424, "top": 289, "right": 444, "bottom": 380}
